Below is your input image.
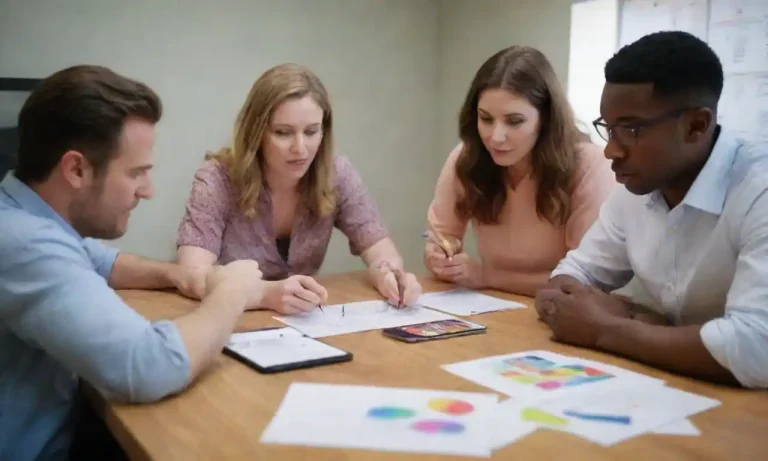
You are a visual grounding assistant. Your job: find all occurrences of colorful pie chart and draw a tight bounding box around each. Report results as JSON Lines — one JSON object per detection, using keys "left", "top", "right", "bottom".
{"left": 367, "top": 406, "right": 416, "bottom": 420}
{"left": 411, "top": 419, "right": 465, "bottom": 434}
{"left": 427, "top": 398, "right": 475, "bottom": 416}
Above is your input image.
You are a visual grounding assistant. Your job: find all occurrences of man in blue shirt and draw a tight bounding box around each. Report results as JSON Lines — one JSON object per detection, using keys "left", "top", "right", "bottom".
{"left": 0, "top": 65, "right": 267, "bottom": 460}
{"left": 536, "top": 31, "right": 768, "bottom": 388}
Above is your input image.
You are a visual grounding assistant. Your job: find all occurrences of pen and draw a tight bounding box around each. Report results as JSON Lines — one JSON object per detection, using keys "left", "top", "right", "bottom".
{"left": 317, "top": 303, "right": 324, "bottom": 314}
{"left": 342, "top": 305, "right": 345, "bottom": 317}
{"left": 421, "top": 230, "right": 454, "bottom": 261}
{"left": 393, "top": 267, "right": 406, "bottom": 308}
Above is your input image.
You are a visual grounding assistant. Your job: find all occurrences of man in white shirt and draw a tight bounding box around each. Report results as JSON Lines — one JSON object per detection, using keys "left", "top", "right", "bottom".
{"left": 536, "top": 31, "right": 768, "bottom": 388}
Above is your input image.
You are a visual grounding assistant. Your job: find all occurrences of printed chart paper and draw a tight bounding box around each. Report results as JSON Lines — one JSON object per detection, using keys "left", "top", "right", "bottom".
{"left": 652, "top": 418, "right": 700, "bottom": 436}
{"left": 418, "top": 289, "right": 527, "bottom": 316}
{"left": 489, "top": 396, "right": 701, "bottom": 450}
{"left": 529, "top": 385, "right": 719, "bottom": 446}
{"left": 490, "top": 399, "right": 539, "bottom": 450}
{"left": 260, "top": 382, "right": 499, "bottom": 457}
{"left": 226, "top": 327, "right": 348, "bottom": 368}
{"left": 442, "top": 350, "right": 664, "bottom": 402}
{"left": 274, "top": 300, "right": 456, "bottom": 338}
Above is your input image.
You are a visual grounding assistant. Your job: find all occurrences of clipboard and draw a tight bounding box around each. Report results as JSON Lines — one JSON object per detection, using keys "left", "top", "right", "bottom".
{"left": 223, "top": 327, "right": 353, "bottom": 374}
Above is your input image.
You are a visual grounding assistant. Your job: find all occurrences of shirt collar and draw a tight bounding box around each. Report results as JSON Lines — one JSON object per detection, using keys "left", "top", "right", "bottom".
{"left": 644, "top": 127, "right": 738, "bottom": 215}
{"left": 0, "top": 171, "right": 82, "bottom": 240}
{"left": 683, "top": 129, "right": 738, "bottom": 215}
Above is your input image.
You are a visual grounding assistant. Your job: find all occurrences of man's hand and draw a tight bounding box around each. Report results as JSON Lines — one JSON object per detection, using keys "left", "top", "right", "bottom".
{"left": 170, "top": 265, "right": 210, "bottom": 300}
{"left": 205, "top": 260, "right": 266, "bottom": 308}
{"left": 536, "top": 286, "right": 632, "bottom": 348}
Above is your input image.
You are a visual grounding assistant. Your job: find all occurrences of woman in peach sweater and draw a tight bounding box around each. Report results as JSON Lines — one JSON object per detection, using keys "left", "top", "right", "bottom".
{"left": 425, "top": 46, "right": 616, "bottom": 296}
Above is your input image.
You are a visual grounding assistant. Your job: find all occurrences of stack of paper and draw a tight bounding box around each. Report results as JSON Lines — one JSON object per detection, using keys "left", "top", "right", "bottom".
{"left": 261, "top": 382, "right": 500, "bottom": 458}
{"left": 442, "top": 350, "right": 720, "bottom": 450}
{"left": 418, "top": 289, "right": 527, "bottom": 316}
{"left": 274, "top": 300, "right": 456, "bottom": 338}
{"left": 258, "top": 351, "right": 718, "bottom": 457}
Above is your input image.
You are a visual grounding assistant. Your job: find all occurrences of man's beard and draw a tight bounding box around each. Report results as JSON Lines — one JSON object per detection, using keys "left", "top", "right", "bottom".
{"left": 68, "top": 183, "right": 126, "bottom": 240}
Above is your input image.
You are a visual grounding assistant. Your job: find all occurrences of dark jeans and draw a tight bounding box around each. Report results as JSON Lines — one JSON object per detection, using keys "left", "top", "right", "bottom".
{"left": 68, "top": 387, "right": 127, "bottom": 461}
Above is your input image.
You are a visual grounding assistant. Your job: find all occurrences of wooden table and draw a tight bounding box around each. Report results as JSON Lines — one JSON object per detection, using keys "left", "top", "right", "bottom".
{"left": 103, "top": 272, "right": 768, "bottom": 460}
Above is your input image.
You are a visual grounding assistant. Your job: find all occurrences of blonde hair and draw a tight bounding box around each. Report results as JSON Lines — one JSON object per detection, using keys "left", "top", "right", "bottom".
{"left": 208, "top": 63, "right": 335, "bottom": 217}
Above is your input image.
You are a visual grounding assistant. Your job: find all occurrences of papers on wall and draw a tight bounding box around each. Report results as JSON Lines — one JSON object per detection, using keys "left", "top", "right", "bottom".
{"left": 710, "top": 0, "right": 767, "bottom": 25}
{"left": 715, "top": 73, "right": 768, "bottom": 145}
{"left": 417, "top": 289, "right": 527, "bottom": 316}
{"left": 619, "top": 0, "right": 709, "bottom": 47}
{"left": 441, "top": 350, "right": 664, "bottom": 402}
{"left": 274, "top": 300, "right": 455, "bottom": 338}
{"left": 708, "top": 17, "right": 768, "bottom": 74}
{"left": 260, "top": 382, "right": 499, "bottom": 458}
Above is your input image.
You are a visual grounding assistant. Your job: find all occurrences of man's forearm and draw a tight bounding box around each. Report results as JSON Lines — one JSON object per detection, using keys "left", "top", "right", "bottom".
{"left": 108, "top": 253, "right": 178, "bottom": 290}
{"left": 173, "top": 284, "right": 246, "bottom": 379}
{"left": 597, "top": 320, "right": 739, "bottom": 385}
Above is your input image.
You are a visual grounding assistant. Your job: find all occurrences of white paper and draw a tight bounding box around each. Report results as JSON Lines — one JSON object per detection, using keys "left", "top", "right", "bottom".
{"left": 652, "top": 418, "right": 700, "bottom": 436}
{"left": 710, "top": 0, "right": 767, "bottom": 25}
{"left": 619, "top": 0, "right": 708, "bottom": 47}
{"left": 260, "top": 382, "right": 499, "bottom": 458}
{"left": 717, "top": 73, "right": 768, "bottom": 145}
{"left": 708, "top": 20, "right": 768, "bottom": 74}
{"left": 417, "top": 289, "right": 527, "bottom": 316}
{"left": 442, "top": 350, "right": 664, "bottom": 402}
{"left": 226, "top": 327, "right": 348, "bottom": 368}
{"left": 531, "top": 385, "right": 719, "bottom": 446}
{"left": 274, "top": 300, "right": 456, "bottom": 338}
{"left": 490, "top": 399, "right": 539, "bottom": 450}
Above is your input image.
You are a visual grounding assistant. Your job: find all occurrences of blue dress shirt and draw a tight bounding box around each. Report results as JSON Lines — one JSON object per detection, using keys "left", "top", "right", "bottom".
{"left": 0, "top": 173, "right": 190, "bottom": 461}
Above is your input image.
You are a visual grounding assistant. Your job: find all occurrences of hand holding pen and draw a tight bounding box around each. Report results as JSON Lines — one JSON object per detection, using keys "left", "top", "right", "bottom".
{"left": 262, "top": 275, "right": 328, "bottom": 315}
{"left": 423, "top": 229, "right": 485, "bottom": 289}
{"left": 376, "top": 261, "right": 422, "bottom": 308}
{"left": 422, "top": 229, "right": 461, "bottom": 261}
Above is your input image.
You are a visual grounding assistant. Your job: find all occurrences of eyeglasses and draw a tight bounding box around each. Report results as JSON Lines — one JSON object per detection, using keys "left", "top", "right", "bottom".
{"left": 592, "top": 108, "right": 693, "bottom": 145}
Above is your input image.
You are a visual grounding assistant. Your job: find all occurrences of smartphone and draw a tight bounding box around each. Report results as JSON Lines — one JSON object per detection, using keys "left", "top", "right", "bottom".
{"left": 382, "top": 319, "right": 487, "bottom": 343}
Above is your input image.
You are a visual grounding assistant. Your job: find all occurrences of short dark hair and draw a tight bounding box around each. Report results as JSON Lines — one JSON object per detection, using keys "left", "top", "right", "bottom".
{"left": 15, "top": 65, "right": 162, "bottom": 183}
{"left": 604, "top": 31, "right": 724, "bottom": 109}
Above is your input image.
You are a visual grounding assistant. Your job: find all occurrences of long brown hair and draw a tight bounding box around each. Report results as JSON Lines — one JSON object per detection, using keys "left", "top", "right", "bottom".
{"left": 208, "top": 63, "right": 335, "bottom": 217}
{"left": 455, "top": 46, "right": 587, "bottom": 226}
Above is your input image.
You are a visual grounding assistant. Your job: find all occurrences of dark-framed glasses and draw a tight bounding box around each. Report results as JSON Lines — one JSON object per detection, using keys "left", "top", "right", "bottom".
{"left": 592, "top": 107, "right": 694, "bottom": 144}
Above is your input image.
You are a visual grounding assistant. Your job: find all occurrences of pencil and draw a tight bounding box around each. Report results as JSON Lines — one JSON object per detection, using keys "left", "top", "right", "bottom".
{"left": 421, "top": 231, "right": 454, "bottom": 261}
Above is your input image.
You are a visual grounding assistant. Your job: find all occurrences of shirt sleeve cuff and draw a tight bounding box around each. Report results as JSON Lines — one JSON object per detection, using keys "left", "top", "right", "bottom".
{"left": 83, "top": 238, "right": 120, "bottom": 280}
{"left": 550, "top": 265, "right": 592, "bottom": 286}
{"left": 700, "top": 318, "right": 733, "bottom": 373}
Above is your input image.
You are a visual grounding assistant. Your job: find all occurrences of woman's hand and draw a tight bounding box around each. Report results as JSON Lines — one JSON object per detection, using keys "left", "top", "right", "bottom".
{"left": 373, "top": 263, "right": 422, "bottom": 308}
{"left": 427, "top": 249, "right": 485, "bottom": 289}
{"left": 261, "top": 275, "right": 328, "bottom": 315}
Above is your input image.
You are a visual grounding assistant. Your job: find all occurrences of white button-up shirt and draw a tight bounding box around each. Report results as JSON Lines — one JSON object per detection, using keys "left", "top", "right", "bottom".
{"left": 552, "top": 131, "right": 768, "bottom": 388}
